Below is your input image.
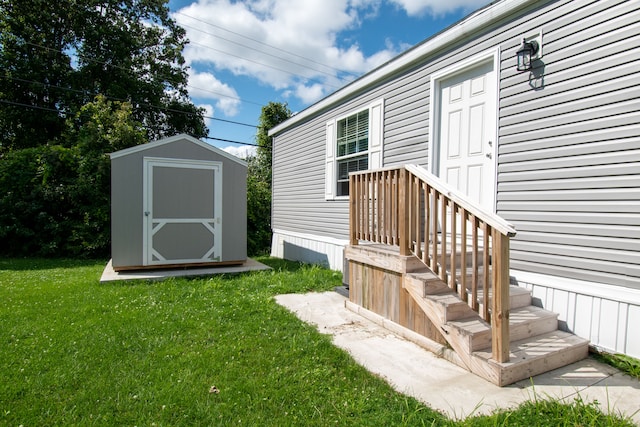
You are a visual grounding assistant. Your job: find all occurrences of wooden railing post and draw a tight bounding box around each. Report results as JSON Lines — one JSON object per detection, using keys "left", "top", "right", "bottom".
{"left": 349, "top": 174, "right": 358, "bottom": 246}
{"left": 398, "top": 167, "right": 410, "bottom": 256}
{"left": 491, "top": 230, "right": 511, "bottom": 363}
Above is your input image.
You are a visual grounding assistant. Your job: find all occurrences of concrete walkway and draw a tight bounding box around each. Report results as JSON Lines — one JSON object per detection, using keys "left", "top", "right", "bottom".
{"left": 275, "top": 291, "right": 640, "bottom": 424}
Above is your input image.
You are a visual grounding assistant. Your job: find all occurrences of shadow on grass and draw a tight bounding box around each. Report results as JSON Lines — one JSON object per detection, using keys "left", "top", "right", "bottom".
{"left": 254, "top": 256, "right": 309, "bottom": 272}
{"left": 0, "top": 258, "right": 107, "bottom": 271}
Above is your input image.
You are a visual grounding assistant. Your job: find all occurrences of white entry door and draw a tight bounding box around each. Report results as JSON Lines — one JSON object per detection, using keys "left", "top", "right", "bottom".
{"left": 438, "top": 60, "right": 497, "bottom": 213}
{"left": 143, "top": 158, "right": 222, "bottom": 266}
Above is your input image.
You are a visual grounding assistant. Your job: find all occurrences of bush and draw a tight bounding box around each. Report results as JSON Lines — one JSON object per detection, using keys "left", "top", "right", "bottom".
{"left": 0, "top": 145, "right": 89, "bottom": 256}
{"left": 0, "top": 96, "right": 146, "bottom": 258}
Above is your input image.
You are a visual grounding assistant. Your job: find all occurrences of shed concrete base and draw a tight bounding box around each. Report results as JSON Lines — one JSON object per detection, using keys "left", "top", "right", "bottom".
{"left": 100, "top": 258, "right": 271, "bottom": 282}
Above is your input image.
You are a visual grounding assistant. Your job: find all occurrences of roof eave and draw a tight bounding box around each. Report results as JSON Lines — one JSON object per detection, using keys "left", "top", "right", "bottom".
{"left": 268, "top": 0, "right": 537, "bottom": 137}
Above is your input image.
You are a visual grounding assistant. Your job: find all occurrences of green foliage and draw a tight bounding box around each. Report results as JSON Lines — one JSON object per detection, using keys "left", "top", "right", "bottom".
{"left": 0, "top": 146, "right": 77, "bottom": 256}
{"left": 245, "top": 102, "right": 291, "bottom": 256}
{"left": 0, "top": 96, "right": 146, "bottom": 257}
{"left": 456, "top": 394, "right": 634, "bottom": 426}
{"left": 594, "top": 352, "right": 640, "bottom": 380}
{"left": 246, "top": 172, "right": 272, "bottom": 256}
{"left": 253, "top": 101, "right": 292, "bottom": 186}
{"left": 0, "top": 0, "right": 207, "bottom": 257}
{"left": 0, "top": 0, "right": 206, "bottom": 151}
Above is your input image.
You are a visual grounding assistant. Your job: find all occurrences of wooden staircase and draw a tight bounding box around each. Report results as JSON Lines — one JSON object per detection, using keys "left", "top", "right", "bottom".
{"left": 403, "top": 267, "right": 588, "bottom": 386}
{"left": 346, "top": 165, "right": 589, "bottom": 386}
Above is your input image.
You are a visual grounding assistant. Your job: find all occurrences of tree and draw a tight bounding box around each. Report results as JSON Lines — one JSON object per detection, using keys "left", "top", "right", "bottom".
{"left": 0, "top": 96, "right": 146, "bottom": 257}
{"left": 253, "top": 102, "right": 292, "bottom": 187}
{"left": 246, "top": 102, "right": 291, "bottom": 255}
{"left": 0, "top": 0, "right": 206, "bottom": 152}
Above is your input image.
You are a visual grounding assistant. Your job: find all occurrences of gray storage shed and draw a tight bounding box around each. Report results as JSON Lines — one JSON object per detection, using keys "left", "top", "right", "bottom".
{"left": 110, "top": 134, "right": 247, "bottom": 271}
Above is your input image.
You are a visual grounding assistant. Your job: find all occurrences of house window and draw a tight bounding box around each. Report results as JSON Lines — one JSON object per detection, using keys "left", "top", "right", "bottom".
{"left": 336, "top": 109, "right": 369, "bottom": 196}
{"left": 325, "top": 98, "right": 383, "bottom": 200}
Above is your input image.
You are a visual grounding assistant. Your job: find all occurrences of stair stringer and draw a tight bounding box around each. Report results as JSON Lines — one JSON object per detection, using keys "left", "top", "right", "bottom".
{"left": 402, "top": 266, "right": 590, "bottom": 386}
{"left": 403, "top": 270, "right": 518, "bottom": 385}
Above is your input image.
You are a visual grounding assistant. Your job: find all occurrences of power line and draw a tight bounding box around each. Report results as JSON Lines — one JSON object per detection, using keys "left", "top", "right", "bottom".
{"left": 178, "top": 20, "right": 346, "bottom": 81}
{"left": 203, "top": 136, "right": 258, "bottom": 146}
{"left": 20, "top": 40, "right": 266, "bottom": 108}
{"left": 187, "top": 39, "right": 342, "bottom": 90}
{"left": 175, "top": 11, "right": 355, "bottom": 78}
{"left": 0, "top": 74, "right": 258, "bottom": 128}
{"left": 0, "top": 99, "right": 60, "bottom": 113}
{"left": 0, "top": 99, "right": 257, "bottom": 146}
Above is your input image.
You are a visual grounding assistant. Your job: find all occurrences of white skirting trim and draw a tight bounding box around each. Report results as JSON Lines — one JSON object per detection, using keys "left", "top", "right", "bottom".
{"left": 270, "top": 229, "right": 349, "bottom": 272}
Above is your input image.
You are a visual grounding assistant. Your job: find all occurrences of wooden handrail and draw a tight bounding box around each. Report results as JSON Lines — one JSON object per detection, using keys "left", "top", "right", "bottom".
{"left": 349, "top": 165, "right": 516, "bottom": 363}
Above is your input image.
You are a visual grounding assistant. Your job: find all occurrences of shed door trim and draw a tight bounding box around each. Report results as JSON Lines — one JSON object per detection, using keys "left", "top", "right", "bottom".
{"left": 143, "top": 157, "right": 223, "bottom": 266}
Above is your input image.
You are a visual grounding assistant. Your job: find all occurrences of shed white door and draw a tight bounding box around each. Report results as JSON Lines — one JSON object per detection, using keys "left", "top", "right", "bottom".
{"left": 143, "top": 158, "right": 222, "bottom": 266}
{"left": 438, "top": 61, "right": 497, "bottom": 212}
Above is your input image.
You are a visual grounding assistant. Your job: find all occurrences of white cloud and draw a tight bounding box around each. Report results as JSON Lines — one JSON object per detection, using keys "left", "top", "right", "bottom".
{"left": 198, "top": 103, "right": 215, "bottom": 130}
{"left": 222, "top": 145, "right": 256, "bottom": 159}
{"left": 294, "top": 83, "right": 326, "bottom": 104}
{"left": 174, "top": 0, "right": 490, "bottom": 111}
{"left": 388, "top": 0, "right": 488, "bottom": 16}
{"left": 189, "top": 71, "right": 241, "bottom": 116}
{"left": 173, "top": 0, "right": 400, "bottom": 105}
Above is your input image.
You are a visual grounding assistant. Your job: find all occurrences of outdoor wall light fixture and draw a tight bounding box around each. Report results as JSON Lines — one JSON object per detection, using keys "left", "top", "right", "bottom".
{"left": 516, "top": 32, "right": 543, "bottom": 71}
{"left": 516, "top": 39, "right": 539, "bottom": 71}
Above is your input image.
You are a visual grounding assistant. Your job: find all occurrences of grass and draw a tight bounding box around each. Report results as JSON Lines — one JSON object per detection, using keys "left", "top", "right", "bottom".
{"left": 593, "top": 351, "right": 640, "bottom": 381}
{"left": 0, "top": 258, "right": 635, "bottom": 426}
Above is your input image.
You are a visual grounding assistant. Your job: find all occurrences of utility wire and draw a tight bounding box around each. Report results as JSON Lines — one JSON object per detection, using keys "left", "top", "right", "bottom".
{"left": 187, "top": 39, "right": 341, "bottom": 90}
{"left": 1, "top": 74, "right": 258, "bottom": 128}
{"left": 203, "top": 136, "right": 258, "bottom": 146}
{"left": 0, "top": 99, "right": 258, "bottom": 146}
{"left": 175, "top": 11, "right": 355, "bottom": 78}
{"left": 20, "top": 40, "right": 266, "bottom": 108}
{"left": 179, "top": 20, "right": 346, "bottom": 81}
{"left": 0, "top": 99, "right": 60, "bottom": 113}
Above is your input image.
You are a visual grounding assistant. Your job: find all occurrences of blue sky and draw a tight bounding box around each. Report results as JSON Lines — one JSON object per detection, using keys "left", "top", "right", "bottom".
{"left": 167, "top": 0, "right": 491, "bottom": 157}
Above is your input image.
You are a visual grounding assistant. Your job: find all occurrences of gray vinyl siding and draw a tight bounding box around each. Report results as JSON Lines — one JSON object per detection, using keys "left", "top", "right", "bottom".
{"left": 271, "top": 0, "right": 639, "bottom": 290}
{"left": 497, "top": 0, "right": 640, "bottom": 290}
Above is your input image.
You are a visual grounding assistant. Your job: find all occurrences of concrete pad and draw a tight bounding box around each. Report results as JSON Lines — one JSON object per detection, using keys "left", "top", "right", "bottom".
{"left": 100, "top": 258, "right": 271, "bottom": 282}
{"left": 275, "top": 291, "right": 640, "bottom": 424}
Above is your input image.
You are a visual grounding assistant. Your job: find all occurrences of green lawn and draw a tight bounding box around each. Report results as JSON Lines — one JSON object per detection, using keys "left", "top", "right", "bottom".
{"left": 0, "top": 258, "right": 633, "bottom": 426}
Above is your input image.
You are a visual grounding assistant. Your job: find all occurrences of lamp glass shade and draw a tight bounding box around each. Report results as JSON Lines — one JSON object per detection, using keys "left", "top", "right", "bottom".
{"left": 516, "top": 40, "right": 538, "bottom": 71}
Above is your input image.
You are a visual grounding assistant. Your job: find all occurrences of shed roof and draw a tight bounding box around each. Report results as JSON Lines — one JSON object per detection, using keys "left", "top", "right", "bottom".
{"left": 110, "top": 133, "right": 248, "bottom": 167}
{"left": 269, "top": 0, "right": 537, "bottom": 136}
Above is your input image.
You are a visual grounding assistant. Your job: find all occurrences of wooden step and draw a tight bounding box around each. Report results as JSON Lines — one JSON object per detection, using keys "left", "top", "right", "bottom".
{"left": 404, "top": 271, "right": 448, "bottom": 297}
{"left": 425, "top": 291, "right": 479, "bottom": 323}
{"left": 445, "top": 316, "right": 491, "bottom": 352}
{"left": 473, "top": 330, "right": 590, "bottom": 386}
{"left": 508, "top": 306, "right": 558, "bottom": 342}
{"left": 476, "top": 285, "right": 532, "bottom": 311}
{"left": 446, "top": 303, "right": 557, "bottom": 352}
{"left": 416, "top": 241, "right": 486, "bottom": 271}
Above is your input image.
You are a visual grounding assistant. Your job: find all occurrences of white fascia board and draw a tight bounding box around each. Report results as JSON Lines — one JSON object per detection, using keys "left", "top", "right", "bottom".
{"left": 268, "top": 0, "right": 536, "bottom": 137}
{"left": 110, "top": 133, "right": 248, "bottom": 167}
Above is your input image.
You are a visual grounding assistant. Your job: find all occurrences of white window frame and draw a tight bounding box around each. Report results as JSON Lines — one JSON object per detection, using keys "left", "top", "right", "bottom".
{"left": 325, "top": 98, "right": 384, "bottom": 200}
